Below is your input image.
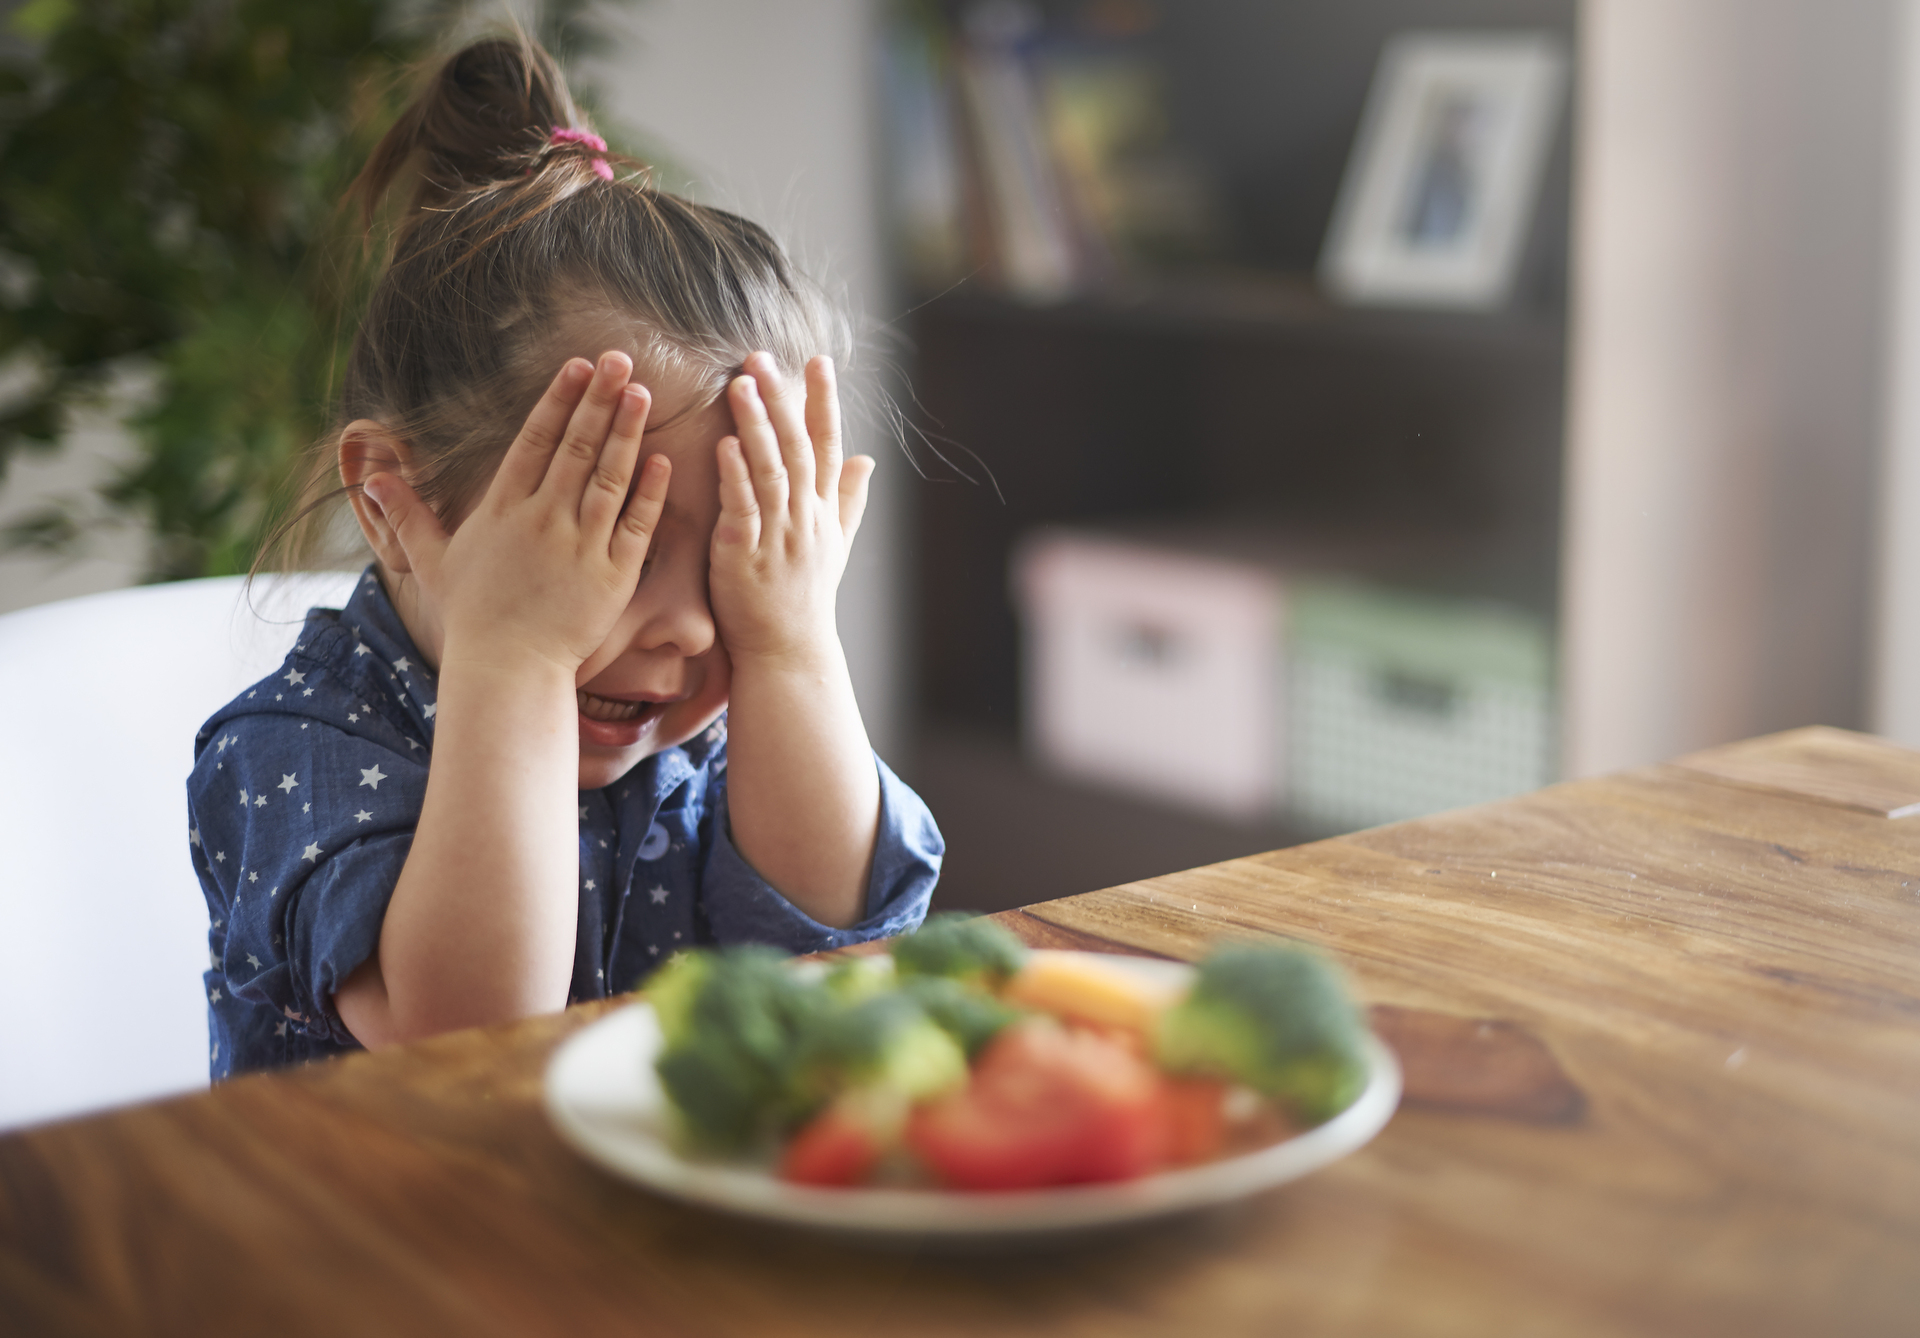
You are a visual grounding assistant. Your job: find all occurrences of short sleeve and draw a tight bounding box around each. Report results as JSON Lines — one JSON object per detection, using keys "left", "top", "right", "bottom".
{"left": 187, "top": 711, "right": 426, "bottom": 1045}
{"left": 697, "top": 754, "right": 941, "bottom": 951}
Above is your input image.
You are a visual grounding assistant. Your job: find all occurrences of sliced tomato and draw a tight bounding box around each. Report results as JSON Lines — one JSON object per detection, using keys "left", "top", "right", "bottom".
{"left": 1160, "top": 1078, "right": 1228, "bottom": 1165}
{"left": 906, "top": 1019, "right": 1171, "bottom": 1189}
{"left": 779, "top": 1102, "right": 887, "bottom": 1187}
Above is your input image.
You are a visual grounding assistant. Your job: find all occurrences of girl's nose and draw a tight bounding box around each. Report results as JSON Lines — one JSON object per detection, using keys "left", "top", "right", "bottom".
{"left": 634, "top": 571, "right": 716, "bottom": 659}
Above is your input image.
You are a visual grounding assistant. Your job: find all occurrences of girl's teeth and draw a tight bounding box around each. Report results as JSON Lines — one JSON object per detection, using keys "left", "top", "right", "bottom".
{"left": 577, "top": 690, "right": 648, "bottom": 722}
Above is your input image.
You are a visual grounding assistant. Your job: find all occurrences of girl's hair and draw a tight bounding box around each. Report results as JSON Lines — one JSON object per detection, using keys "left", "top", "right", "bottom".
{"left": 267, "top": 34, "right": 850, "bottom": 570}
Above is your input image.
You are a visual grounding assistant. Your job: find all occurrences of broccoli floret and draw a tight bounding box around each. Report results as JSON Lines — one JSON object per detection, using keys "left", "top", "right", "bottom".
{"left": 1153, "top": 942, "right": 1369, "bottom": 1124}
{"left": 898, "top": 974, "right": 1025, "bottom": 1058}
{"left": 822, "top": 952, "right": 896, "bottom": 1003}
{"left": 889, "top": 912, "right": 1028, "bottom": 988}
{"left": 792, "top": 992, "right": 967, "bottom": 1109}
{"left": 648, "top": 945, "right": 832, "bottom": 1153}
{"left": 643, "top": 949, "right": 711, "bottom": 1048}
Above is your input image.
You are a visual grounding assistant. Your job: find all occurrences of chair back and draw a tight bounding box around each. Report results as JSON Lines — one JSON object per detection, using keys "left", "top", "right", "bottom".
{"left": 0, "top": 572, "right": 361, "bottom": 1129}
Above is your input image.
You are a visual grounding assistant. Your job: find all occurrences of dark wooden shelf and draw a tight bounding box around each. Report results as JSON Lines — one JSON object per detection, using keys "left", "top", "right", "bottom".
{"left": 910, "top": 273, "right": 1567, "bottom": 361}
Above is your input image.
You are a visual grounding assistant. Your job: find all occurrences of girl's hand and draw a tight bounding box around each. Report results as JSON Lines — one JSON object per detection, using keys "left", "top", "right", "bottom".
{"left": 364, "top": 352, "right": 670, "bottom": 674}
{"left": 709, "top": 352, "right": 874, "bottom": 669}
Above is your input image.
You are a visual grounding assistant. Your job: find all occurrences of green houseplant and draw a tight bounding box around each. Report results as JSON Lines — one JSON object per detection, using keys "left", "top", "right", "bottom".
{"left": 0, "top": 0, "right": 623, "bottom": 580}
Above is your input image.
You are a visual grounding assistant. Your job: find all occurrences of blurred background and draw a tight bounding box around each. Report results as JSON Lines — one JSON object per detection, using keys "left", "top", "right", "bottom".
{"left": 4, "top": 0, "right": 1919, "bottom": 918}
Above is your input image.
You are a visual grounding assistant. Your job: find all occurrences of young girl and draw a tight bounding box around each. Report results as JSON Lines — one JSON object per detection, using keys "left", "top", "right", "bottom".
{"left": 187, "top": 37, "right": 941, "bottom": 1078}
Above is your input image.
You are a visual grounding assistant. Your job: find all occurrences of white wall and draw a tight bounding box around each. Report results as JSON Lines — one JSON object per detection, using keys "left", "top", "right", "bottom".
{"left": 587, "top": 0, "right": 906, "bottom": 758}
{"left": 1564, "top": 0, "right": 1897, "bottom": 775}
{"left": 1875, "top": 0, "right": 1920, "bottom": 746}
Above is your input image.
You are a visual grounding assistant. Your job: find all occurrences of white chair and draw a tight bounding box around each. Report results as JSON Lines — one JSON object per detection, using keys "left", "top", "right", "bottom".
{"left": 0, "top": 571, "right": 361, "bottom": 1129}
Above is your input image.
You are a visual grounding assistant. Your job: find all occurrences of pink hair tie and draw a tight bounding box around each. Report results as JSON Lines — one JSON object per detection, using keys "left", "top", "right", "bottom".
{"left": 549, "top": 126, "right": 614, "bottom": 181}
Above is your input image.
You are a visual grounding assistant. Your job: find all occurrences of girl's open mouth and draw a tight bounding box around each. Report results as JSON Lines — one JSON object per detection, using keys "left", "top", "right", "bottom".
{"left": 577, "top": 688, "right": 656, "bottom": 724}
{"left": 577, "top": 689, "right": 670, "bottom": 750}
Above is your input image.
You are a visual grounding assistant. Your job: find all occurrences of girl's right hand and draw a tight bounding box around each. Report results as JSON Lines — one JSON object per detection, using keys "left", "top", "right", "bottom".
{"left": 362, "top": 352, "right": 670, "bottom": 675}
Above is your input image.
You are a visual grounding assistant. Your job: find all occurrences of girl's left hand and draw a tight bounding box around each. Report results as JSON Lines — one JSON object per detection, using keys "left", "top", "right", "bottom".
{"left": 709, "top": 352, "right": 874, "bottom": 668}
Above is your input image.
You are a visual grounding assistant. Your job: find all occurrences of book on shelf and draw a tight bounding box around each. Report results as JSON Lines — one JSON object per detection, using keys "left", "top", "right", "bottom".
{"left": 880, "top": 0, "right": 1220, "bottom": 302}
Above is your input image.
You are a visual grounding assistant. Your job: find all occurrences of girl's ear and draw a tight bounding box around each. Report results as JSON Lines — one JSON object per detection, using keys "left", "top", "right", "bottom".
{"left": 339, "top": 420, "right": 417, "bottom": 573}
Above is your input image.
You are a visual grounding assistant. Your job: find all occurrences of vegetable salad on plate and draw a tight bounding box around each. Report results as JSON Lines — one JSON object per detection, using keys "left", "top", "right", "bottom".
{"left": 643, "top": 915, "right": 1371, "bottom": 1191}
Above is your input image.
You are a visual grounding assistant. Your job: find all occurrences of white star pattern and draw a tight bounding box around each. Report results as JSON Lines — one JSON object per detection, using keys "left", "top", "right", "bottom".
{"left": 277, "top": 773, "right": 298, "bottom": 794}
{"left": 254, "top": 794, "right": 268, "bottom": 808}
{"left": 648, "top": 945, "right": 660, "bottom": 955}
{"left": 649, "top": 885, "right": 670, "bottom": 904}
{"left": 248, "top": 871, "right": 258, "bottom": 884}
{"left": 189, "top": 827, "right": 201, "bottom": 846}
{"left": 393, "top": 657, "right": 411, "bottom": 673}
{"left": 584, "top": 879, "right": 596, "bottom": 891}
{"left": 285, "top": 668, "right": 306, "bottom": 686}
{"left": 216, "top": 736, "right": 231, "bottom": 753}
{"left": 407, "top": 738, "right": 421, "bottom": 751}
{"left": 238, "top": 789, "right": 248, "bottom": 806}
{"left": 423, "top": 703, "right": 436, "bottom": 719}
{"left": 275, "top": 1021, "right": 288, "bottom": 1037}
{"left": 270, "top": 887, "right": 278, "bottom": 897}
{"left": 303, "top": 802, "right": 310, "bottom": 813}
{"left": 354, "top": 809, "right": 372, "bottom": 823}
{"left": 303, "top": 688, "right": 314, "bottom": 697}
{"left": 214, "top": 851, "right": 227, "bottom": 863}
{"left": 246, "top": 954, "right": 261, "bottom": 969}
{"left": 360, "top": 764, "right": 386, "bottom": 789}
{"left": 209, "top": 988, "right": 221, "bottom": 1003}
{"left": 579, "top": 804, "right": 588, "bottom": 820}
{"left": 301, "top": 842, "right": 322, "bottom": 862}
{"left": 348, "top": 712, "right": 359, "bottom": 723}
{"left": 355, "top": 642, "right": 371, "bottom": 656}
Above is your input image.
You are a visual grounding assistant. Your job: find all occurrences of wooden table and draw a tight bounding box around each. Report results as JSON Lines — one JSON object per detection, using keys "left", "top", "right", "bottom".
{"left": 6, "top": 726, "right": 1920, "bottom": 1337}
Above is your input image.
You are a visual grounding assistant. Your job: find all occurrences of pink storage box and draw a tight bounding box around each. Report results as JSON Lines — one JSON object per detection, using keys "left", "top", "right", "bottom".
{"left": 1012, "top": 529, "right": 1285, "bottom": 820}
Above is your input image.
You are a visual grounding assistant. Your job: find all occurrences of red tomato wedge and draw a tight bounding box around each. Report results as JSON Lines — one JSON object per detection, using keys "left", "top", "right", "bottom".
{"left": 906, "top": 1019, "right": 1171, "bottom": 1189}
{"left": 780, "top": 1101, "right": 888, "bottom": 1187}
{"left": 1160, "top": 1078, "right": 1228, "bottom": 1165}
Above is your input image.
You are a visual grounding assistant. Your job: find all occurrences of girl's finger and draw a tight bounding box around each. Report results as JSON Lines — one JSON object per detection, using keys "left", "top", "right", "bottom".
{"left": 609, "top": 453, "right": 671, "bottom": 576}
{"left": 363, "top": 471, "right": 451, "bottom": 576}
{"left": 839, "top": 454, "right": 874, "bottom": 554}
{"left": 494, "top": 358, "right": 594, "bottom": 500}
{"left": 579, "top": 382, "right": 651, "bottom": 538}
{"left": 745, "top": 352, "right": 815, "bottom": 507}
{"left": 539, "top": 350, "right": 635, "bottom": 502}
{"left": 729, "top": 374, "right": 790, "bottom": 523}
{"left": 713, "top": 435, "right": 762, "bottom": 555}
{"left": 804, "top": 355, "right": 843, "bottom": 503}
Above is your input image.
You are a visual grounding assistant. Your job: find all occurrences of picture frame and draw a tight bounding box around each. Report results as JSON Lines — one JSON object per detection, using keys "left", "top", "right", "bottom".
{"left": 1320, "top": 32, "right": 1568, "bottom": 310}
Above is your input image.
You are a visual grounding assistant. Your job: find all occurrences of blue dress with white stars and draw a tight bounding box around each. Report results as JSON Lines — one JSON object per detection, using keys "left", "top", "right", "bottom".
{"left": 186, "top": 567, "right": 942, "bottom": 1080}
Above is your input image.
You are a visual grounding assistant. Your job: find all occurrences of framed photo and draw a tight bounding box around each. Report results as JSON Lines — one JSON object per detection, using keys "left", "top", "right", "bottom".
{"left": 1320, "top": 32, "right": 1568, "bottom": 310}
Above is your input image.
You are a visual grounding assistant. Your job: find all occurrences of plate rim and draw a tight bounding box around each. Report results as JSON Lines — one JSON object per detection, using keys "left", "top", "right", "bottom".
{"left": 542, "top": 954, "right": 1401, "bottom": 1237}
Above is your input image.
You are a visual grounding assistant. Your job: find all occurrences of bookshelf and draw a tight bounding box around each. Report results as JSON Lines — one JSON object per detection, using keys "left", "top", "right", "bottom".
{"left": 887, "top": 0, "right": 1578, "bottom": 913}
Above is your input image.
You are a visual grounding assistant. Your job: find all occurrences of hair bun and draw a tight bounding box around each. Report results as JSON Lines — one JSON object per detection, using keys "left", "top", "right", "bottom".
{"left": 351, "top": 37, "right": 586, "bottom": 226}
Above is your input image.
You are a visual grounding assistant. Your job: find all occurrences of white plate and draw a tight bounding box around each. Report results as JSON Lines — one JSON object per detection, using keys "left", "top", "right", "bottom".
{"left": 543, "top": 955, "right": 1401, "bottom": 1240}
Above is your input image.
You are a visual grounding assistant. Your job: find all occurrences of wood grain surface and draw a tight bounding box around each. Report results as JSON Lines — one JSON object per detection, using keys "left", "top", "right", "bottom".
{"left": 1671, "top": 723, "right": 1920, "bottom": 817}
{"left": 4, "top": 727, "right": 1918, "bottom": 1337}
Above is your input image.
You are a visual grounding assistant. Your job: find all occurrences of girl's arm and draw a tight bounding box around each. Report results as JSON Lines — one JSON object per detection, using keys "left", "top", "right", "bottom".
{"left": 709, "top": 354, "right": 879, "bottom": 931}
{"left": 335, "top": 354, "right": 668, "bottom": 1046}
